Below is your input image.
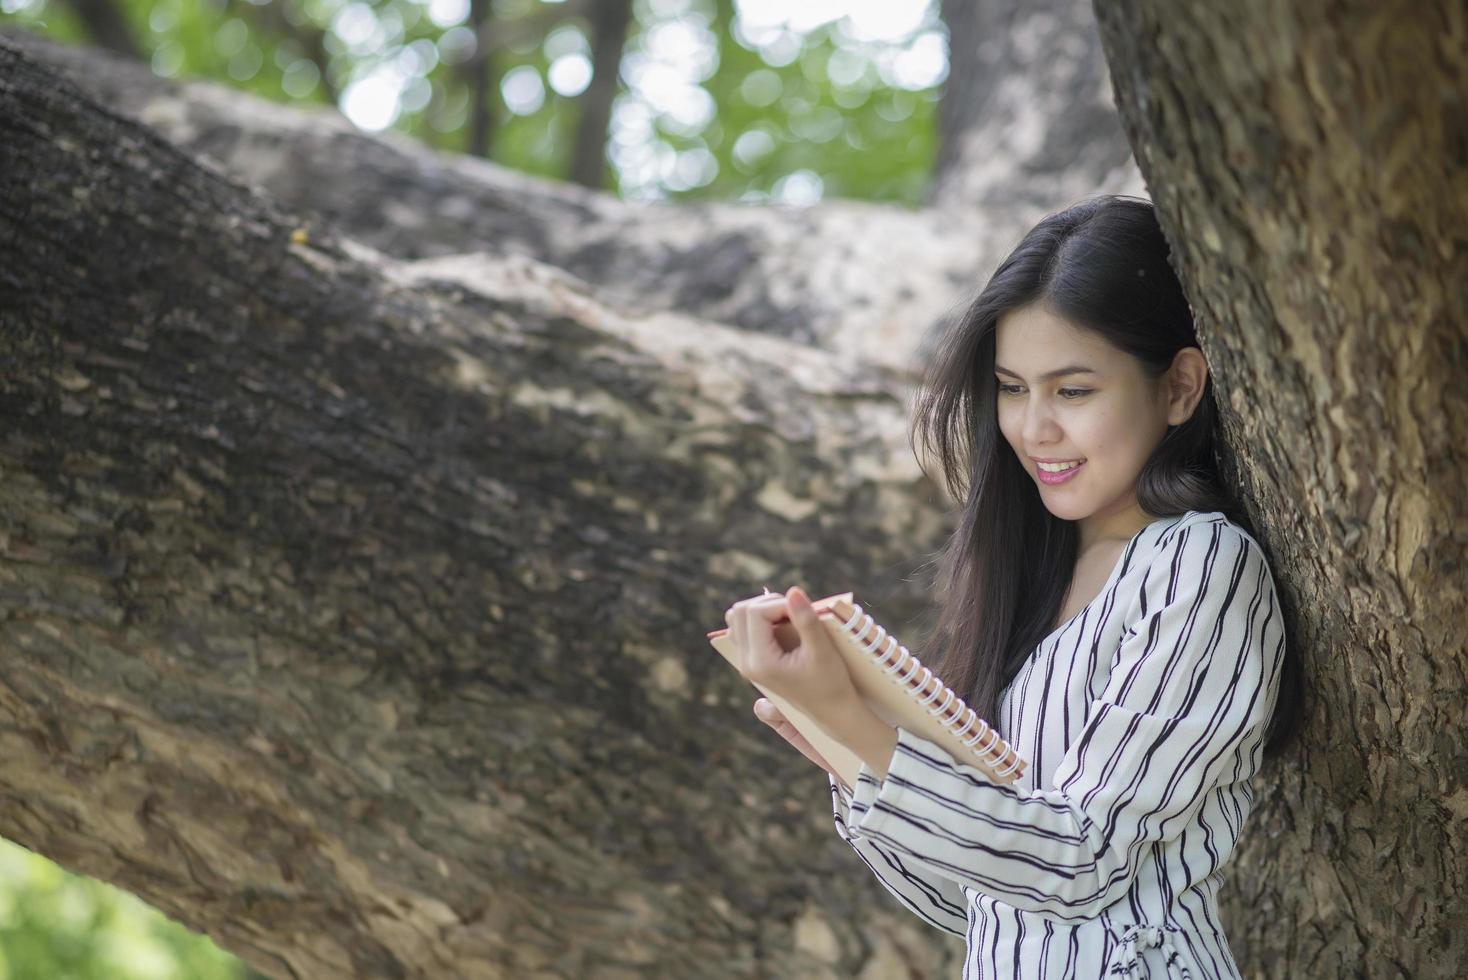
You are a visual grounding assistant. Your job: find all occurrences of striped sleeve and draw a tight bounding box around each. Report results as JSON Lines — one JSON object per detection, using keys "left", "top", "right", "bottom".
{"left": 845, "top": 521, "right": 1284, "bottom": 922}
{"left": 829, "top": 772, "right": 969, "bottom": 936}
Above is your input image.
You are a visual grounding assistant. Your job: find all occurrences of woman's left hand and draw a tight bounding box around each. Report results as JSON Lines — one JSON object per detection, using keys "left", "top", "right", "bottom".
{"left": 724, "top": 585, "right": 862, "bottom": 725}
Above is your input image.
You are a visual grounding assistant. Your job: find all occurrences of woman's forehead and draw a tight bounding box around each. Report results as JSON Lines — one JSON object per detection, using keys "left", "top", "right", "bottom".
{"left": 995, "top": 306, "right": 1120, "bottom": 370}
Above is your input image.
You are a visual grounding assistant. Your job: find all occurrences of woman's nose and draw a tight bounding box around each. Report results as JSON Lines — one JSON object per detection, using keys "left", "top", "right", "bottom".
{"left": 1022, "top": 400, "right": 1061, "bottom": 443}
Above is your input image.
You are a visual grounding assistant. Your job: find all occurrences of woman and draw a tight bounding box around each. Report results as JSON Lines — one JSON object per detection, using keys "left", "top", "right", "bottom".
{"left": 726, "top": 195, "right": 1304, "bottom": 979}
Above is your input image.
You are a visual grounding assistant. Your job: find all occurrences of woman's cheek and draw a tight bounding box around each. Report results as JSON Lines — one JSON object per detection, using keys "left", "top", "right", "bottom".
{"left": 1072, "top": 403, "right": 1118, "bottom": 451}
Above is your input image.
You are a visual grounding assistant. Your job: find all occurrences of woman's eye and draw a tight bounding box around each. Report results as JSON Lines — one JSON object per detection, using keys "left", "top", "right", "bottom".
{"left": 995, "top": 384, "right": 1091, "bottom": 399}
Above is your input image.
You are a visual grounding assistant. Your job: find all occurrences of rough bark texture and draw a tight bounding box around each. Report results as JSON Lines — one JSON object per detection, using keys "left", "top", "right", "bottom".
{"left": 0, "top": 35, "right": 966, "bottom": 980}
{"left": 1093, "top": 1, "right": 1468, "bottom": 977}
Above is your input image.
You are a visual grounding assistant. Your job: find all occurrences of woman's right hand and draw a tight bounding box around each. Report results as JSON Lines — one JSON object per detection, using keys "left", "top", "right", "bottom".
{"left": 753, "top": 697, "right": 840, "bottom": 780}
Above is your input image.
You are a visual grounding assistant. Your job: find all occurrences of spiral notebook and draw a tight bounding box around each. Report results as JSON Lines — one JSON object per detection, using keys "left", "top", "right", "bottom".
{"left": 707, "top": 591, "right": 1028, "bottom": 789}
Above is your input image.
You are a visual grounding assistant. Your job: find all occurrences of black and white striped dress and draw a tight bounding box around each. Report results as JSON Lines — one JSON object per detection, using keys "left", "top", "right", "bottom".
{"left": 830, "top": 510, "right": 1285, "bottom": 979}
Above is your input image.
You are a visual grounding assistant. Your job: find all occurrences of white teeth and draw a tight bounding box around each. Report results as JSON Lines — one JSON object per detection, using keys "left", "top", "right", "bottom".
{"left": 1037, "top": 460, "right": 1083, "bottom": 472}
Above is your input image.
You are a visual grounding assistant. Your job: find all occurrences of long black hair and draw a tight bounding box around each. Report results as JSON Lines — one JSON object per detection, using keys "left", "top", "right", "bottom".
{"left": 906, "top": 194, "right": 1303, "bottom": 761}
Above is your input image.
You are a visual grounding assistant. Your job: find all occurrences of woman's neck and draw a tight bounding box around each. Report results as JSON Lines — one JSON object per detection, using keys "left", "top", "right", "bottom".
{"left": 1077, "top": 501, "right": 1158, "bottom": 553}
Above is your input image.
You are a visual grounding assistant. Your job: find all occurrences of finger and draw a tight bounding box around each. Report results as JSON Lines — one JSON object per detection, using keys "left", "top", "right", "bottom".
{"left": 780, "top": 727, "right": 832, "bottom": 771}
{"left": 742, "top": 596, "right": 788, "bottom": 666}
{"left": 763, "top": 715, "right": 836, "bottom": 777}
{"left": 725, "top": 590, "right": 767, "bottom": 629}
{"left": 734, "top": 594, "right": 782, "bottom": 638}
{"left": 724, "top": 605, "right": 746, "bottom": 672}
{"left": 732, "top": 588, "right": 782, "bottom": 612}
{"left": 727, "top": 592, "right": 777, "bottom": 650}
{"left": 733, "top": 601, "right": 754, "bottom": 670}
{"left": 731, "top": 589, "right": 786, "bottom": 642}
{"left": 783, "top": 585, "right": 823, "bottom": 645}
{"left": 749, "top": 595, "right": 789, "bottom": 623}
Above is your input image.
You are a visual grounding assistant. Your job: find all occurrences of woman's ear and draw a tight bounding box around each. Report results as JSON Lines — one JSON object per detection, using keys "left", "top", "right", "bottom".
{"left": 1165, "top": 347, "right": 1209, "bottom": 426}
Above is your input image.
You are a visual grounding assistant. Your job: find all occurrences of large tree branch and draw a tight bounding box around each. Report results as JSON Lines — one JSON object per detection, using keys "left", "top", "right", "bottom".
{"left": 0, "top": 36, "right": 961, "bottom": 978}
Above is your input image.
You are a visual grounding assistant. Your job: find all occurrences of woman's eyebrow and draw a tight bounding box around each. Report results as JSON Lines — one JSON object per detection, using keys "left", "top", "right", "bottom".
{"left": 994, "top": 364, "right": 1098, "bottom": 381}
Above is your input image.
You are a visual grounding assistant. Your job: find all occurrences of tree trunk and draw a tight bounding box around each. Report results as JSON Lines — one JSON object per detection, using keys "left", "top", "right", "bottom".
{"left": 568, "top": 0, "right": 631, "bottom": 189}
{"left": 1092, "top": 1, "right": 1468, "bottom": 976}
{"left": 61, "top": 0, "right": 142, "bottom": 62}
{"left": 461, "top": 0, "right": 499, "bottom": 160}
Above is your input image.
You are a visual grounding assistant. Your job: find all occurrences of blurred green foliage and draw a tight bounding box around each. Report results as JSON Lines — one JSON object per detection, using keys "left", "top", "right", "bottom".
{"left": 0, "top": 0, "right": 944, "bottom": 204}
{"left": 0, "top": 837, "right": 263, "bottom": 979}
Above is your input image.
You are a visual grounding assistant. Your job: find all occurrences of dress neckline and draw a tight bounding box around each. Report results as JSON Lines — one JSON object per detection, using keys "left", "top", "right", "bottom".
{"left": 1038, "top": 513, "right": 1182, "bottom": 647}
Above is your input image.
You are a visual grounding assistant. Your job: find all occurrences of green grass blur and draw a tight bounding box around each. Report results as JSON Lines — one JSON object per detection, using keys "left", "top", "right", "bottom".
{"left": 0, "top": 837, "right": 260, "bottom": 980}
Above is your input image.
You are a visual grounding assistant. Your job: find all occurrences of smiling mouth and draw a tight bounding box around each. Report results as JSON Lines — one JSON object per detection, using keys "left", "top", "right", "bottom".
{"left": 1035, "top": 459, "right": 1086, "bottom": 483}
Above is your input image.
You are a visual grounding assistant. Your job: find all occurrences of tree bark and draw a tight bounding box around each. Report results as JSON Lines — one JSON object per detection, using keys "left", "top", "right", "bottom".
{"left": 932, "top": 0, "right": 1140, "bottom": 210}
{"left": 0, "top": 34, "right": 961, "bottom": 980}
{"left": 1093, "top": 1, "right": 1468, "bottom": 976}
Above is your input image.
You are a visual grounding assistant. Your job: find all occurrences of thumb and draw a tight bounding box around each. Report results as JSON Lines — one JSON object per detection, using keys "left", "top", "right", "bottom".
{"left": 785, "top": 585, "right": 821, "bottom": 638}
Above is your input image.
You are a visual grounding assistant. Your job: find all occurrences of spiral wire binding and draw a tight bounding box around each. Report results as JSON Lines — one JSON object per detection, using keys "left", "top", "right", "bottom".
{"left": 836, "top": 600, "right": 1025, "bottom": 781}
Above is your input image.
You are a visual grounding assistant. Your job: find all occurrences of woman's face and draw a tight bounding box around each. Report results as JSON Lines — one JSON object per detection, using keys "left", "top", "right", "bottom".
{"left": 993, "top": 303, "right": 1185, "bottom": 543}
